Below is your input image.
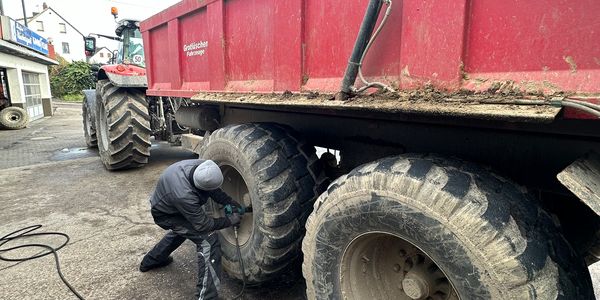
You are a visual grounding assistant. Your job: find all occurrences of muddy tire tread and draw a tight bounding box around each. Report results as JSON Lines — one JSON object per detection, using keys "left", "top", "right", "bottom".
{"left": 201, "top": 123, "right": 327, "bottom": 283}
{"left": 95, "top": 80, "right": 151, "bottom": 170}
{"left": 302, "top": 154, "right": 592, "bottom": 299}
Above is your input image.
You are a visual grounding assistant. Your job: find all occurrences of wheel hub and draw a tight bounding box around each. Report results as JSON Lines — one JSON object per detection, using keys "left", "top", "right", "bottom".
{"left": 340, "top": 232, "right": 459, "bottom": 300}
{"left": 9, "top": 113, "right": 20, "bottom": 122}
{"left": 214, "top": 165, "right": 254, "bottom": 246}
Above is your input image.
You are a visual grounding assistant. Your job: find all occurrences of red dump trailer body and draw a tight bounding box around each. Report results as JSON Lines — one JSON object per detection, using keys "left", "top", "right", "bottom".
{"left": 134, "top": 1, "right": 600, "bottom": 298}
{"left": 141, "top": 0, "right": 600, "bottom": 98}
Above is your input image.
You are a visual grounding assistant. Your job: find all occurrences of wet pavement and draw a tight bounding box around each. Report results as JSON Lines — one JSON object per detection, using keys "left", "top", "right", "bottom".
{"left": 0, "top": 102, "right": 305, "bottom": 300}
{"left": 0, "top": 102, "right": 97, "bottom": 169}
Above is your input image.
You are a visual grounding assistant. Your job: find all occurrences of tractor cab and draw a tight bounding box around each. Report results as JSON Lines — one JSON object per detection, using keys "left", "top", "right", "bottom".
{"left": 83, "top": 6, "right": 145, "bottom": 68}
{"left": 82, "top": 7, "right": 147, "bottom": 88}
{"left": 114, "top": 19, "right": 144, "bottom": 67}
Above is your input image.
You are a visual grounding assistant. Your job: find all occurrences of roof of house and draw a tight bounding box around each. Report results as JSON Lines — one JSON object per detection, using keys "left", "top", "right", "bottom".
{"left": 91, "top": 47, "right": 112, "bottom": 56}
{"left": 95, "top": 47, "right": 111, "bottom": 52}
{"left": 17, "top": 6, "right": 84, "bottom": 37}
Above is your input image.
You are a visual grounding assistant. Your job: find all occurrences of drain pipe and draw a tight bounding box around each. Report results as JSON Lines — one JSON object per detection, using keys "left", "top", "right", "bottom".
{"left": 338, "top": 0, "right": 384, "bottom": 100}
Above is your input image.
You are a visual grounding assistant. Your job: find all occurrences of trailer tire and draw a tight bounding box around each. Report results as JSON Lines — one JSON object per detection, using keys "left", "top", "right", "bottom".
{"left": 199, "top": 123, "right": 327, "bottom": 284}
{"left": 95, "top": 80, "right": 151, "bottom": 170}
{"left": 0, "top": 106, "right": 29, "bottom": 130}
{"left": 82, "top": 102, "right": 97, "bottom": 147}
{"left": 302, "top": 154, "right": 593, "bottom": 300}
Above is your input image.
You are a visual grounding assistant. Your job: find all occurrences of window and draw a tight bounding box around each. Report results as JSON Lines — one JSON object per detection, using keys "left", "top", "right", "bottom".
{"left": 62, "top": 42, "right": 70, "bottom": 54}
{"left": 99, "top": 53, "right": 104, "bottom": 58}
{"left": 36, "top": 21, "right": 44, "bottom": 32}
{"left": 59, "top": 23, "right": 66, "bottom": 33}
{"left": 22, "top": 72, "right": 43, "bottom": 120}
{"left": 107, "top": 53, "right": 112, "bottom": 58}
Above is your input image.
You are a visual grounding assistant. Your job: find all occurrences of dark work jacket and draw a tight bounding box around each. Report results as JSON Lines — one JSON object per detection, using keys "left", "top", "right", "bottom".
{"left": 149, "top": 159, "right": 234, "bottom": 234}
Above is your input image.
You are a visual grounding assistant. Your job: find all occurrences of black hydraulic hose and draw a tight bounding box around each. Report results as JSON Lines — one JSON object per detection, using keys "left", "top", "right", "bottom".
{"left": 0, "top": 225, "right": 85, "bottom": 300}
{"left": 339, "top": 0, "right": 384, "bottom": 100}
{"left": 355, "top": 0, "right": 394, "bottom": 94}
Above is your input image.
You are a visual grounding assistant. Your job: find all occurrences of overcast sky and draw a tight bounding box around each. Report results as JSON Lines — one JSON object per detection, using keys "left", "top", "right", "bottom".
{"left": 3, "top": 0, "right": 181, "bottom": 49}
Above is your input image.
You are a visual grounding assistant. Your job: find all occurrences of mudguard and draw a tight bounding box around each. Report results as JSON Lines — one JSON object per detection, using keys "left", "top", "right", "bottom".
{"left": 105, "top": 72, "right": 147, "bottom": 88}
{"left": 558, "top": 152, "right": 600, "bottom": 216}
{"left": 99, "top": 65, "right": 147, "bottom": 88}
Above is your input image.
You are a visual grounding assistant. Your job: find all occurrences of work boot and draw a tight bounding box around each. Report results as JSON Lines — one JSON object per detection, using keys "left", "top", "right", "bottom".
{"left": 139, "top": 256, "right": 174, "bottom": 272}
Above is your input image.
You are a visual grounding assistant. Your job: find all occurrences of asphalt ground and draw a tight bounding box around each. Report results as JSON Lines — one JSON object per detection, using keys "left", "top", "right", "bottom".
{"left": 0, "top": 102, "right": 304, "bottom": 300}
{"left": 0, "top": 102, "right": 598, "bottom": 299}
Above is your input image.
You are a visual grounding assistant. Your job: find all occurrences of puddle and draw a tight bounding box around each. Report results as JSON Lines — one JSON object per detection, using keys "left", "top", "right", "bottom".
{"left": 51, "top": 147, "right": 97, "bottom": 161}
{"left": 30, "top": 136, "right": 55, "bottom": 141}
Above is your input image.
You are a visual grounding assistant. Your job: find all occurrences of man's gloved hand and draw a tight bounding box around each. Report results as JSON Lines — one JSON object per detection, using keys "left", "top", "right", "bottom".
{"left": 230, "top": 200, "right": 243, "bottom": 211}
{"left": 227, "top": 212, "right": 241, "bottom": 227}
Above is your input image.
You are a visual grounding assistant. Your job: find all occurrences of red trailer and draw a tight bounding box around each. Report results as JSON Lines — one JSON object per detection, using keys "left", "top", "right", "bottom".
{"left": 135, "top": 0, "right": 600, "bottom": 298}
{"left": 142, "top": 0, "right": 600, "bottom": 97}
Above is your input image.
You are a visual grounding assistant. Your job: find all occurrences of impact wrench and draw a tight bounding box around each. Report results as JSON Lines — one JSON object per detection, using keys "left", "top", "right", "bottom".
{"left": 225, "top": 204, "right": 247, "bottom": 299}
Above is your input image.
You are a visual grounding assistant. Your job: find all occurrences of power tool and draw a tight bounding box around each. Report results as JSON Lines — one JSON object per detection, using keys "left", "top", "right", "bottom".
{"left": 224, "top": 204, "right": 246, "bottom": 216}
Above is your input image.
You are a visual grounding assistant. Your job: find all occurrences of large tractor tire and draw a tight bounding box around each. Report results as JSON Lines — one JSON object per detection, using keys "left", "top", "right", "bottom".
{"left": 95, "top": 80, "right": 151, "bottom": 170}
{"left": 199, "top": 123, "right": 328, "bottom": 284}
{"left": 82, "top": 101, "right": 97, "bottom": 147}
{"left": 303, "top": 155, "right": 593, "bottom": 300}
{"left": 0, "top": 106, "right": 29, "bottom": 130}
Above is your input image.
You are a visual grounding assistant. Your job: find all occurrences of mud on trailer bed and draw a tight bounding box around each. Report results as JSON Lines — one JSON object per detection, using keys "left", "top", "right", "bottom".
{"left": 81, "top": 0, "right": 600, "bottom": 298}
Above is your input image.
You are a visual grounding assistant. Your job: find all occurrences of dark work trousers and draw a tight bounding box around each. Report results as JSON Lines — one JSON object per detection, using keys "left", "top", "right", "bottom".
{"left": 141, "top": 221, "right": 222, "bottom": 300}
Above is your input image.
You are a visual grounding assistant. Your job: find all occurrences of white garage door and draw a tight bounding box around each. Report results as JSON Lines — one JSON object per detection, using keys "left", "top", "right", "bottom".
{"left": 22, "top": 72, "right": 43, "bottom": 120}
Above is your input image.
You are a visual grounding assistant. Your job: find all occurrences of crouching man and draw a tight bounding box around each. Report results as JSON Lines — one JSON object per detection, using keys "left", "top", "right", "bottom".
{"left": 140, "top": 159, "right": 241, "bottom": 300}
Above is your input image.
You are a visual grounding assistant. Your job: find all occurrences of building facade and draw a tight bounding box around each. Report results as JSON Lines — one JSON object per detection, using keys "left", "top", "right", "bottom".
{"left": 0, "top": 16, "right": 57, "bottom": 121}
{"left": 20, "top": 3, "right": 85, "bottom": 62}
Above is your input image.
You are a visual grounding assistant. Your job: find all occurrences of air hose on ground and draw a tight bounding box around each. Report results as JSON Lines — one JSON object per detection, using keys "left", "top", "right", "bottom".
{"left": 224, "top": 204, "right": 247, "bottom": 299}
{"left": 232, "top": 226, "right": 246, "bottom": 299}
{"left": 0, "top": 225, "right": 85, "bottom": 300}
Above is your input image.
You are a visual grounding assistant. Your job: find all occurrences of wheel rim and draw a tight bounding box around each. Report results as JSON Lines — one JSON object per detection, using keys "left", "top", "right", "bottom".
{"left": 340, "top": 232, "right": 459, "bottom": 300}
{"left": 212, "top": 165, "right": 254, "bottom": 246}
{"left": 8, "top": 112, "right": 20, "bottom": 123}
{"left": 98, "top": 102, "right": 109, "bottom": 151}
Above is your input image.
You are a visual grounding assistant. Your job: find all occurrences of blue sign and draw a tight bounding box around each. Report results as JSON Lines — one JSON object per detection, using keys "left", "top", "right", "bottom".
{"left": 8, "top": 18, "right": 49, "bottom": 55}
